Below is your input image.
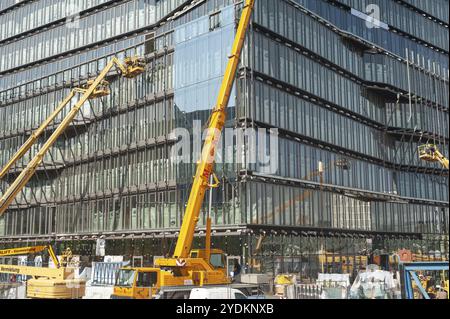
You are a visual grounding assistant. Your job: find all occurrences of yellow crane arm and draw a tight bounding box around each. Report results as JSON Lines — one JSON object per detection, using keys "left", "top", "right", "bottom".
{"left": 0, "top": 245, "right": 60, "bottom": 268}
{"left": 0, "top": 57, "right": 144, "bottom": 216}
{"left": 0, "top": 264, "right": 69, "bottom": 280}
{"left": 436, "top": 152, "right": 449, "bottom": 169}
{"left": 0, "top": 91, "right": 76, "bottom": 180}
{"left": 173, "top": 0, "right": 255, "bottom": 259}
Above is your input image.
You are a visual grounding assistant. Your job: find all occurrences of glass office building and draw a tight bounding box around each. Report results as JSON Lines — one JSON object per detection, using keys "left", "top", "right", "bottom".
{"left": 0, "top": 0, "right": 448, "bottom": 278}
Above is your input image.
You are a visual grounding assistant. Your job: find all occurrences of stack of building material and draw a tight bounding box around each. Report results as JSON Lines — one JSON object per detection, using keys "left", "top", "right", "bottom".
{"left": 274, "top": 274, "right": 296, "bottom": 299}
{"left": 295, "top": 284, "right": 323, "bottom": 299}
{"left": 0, "top": 282, "right": 26, "bottom": 299}
{"left": 350, "top": 267, "right": 398, "bottom": 299}
{"left": 240, "top": 273, "right": 270, "bottom": 285}
{"left": 317, "top": 273, "right": 350, "bottom": 299}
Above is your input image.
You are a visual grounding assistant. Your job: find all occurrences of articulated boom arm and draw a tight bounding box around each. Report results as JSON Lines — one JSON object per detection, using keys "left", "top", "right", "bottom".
{"left": 173, "top": 0, "right": 255, "bottom": 259}
{"left": 437, "top": 154, "right": 449, "bottom": 169}
{"left": 0, "top": 57, "right": 145, "bottom": 216}
{"left": 0, "top": 245, "right": 60, "bottom": 268}
{"left": 0, "top": 264, "right": 70, "bottom": 280}
{"left": 0, "top": 92, "right": 76, "bottom": 180}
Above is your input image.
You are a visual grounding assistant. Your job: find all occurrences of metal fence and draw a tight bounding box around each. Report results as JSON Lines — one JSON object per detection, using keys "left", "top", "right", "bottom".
{"left": 91, "top": 262, "right": 123, "bottom": 286}
{"left": 295, "top": 284, "right": 324, "bottom": 299}
{"left": 0, "top": 283, "right": 25, "bottom": 299}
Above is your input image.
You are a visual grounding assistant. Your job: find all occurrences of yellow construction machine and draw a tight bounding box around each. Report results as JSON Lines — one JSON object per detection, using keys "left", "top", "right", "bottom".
{"left": 412, "top": 273, "right": 448, "bottom": 299}
{"left": 0, "top": 245, "right": 85, "bottom": 299}
{"left": 0, "top": 57, "right": 145, "bottom": 298}
{"left": 418, "top": 144, "right": 449, "bottom": 169}
{"left": 0, "top": 57, "right": 145, "bottom": 215}
{"left": 111, "top": 0, "right": 255, "bottom": 299}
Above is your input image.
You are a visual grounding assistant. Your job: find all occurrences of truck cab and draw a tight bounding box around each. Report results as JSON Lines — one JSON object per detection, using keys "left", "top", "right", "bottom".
{"left": 111, "top": 267, "right": 160, "bottom": 299}
{"left": 189, "top": 248, "right": 227, "bottom": 270}
{"left": 111, "top": 249, "right": 229, "bottom": 299}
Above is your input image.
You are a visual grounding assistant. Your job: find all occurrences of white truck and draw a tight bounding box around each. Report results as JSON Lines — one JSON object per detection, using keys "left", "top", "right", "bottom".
{"left": 189, "top": 287, "right": 248, "bottom": 299}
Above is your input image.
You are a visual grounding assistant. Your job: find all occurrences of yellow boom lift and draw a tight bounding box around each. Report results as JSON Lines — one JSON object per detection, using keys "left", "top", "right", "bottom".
{"left": 418, "top": 144, "right": 449, "bottom": 169}
{"left": 0, "top": 57, "right": 145, "bottom": 215}
{"left": 112, "top": 0, "right": 255, "bottom": 299}
{"left": 0, "top": 245, "right": 84, "bottom": 298}
{"left": 0, "top": 58, "right": 144, "bottom": 298}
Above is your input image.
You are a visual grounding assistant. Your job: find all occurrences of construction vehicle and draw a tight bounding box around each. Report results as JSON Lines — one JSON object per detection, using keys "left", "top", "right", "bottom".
{"left": 0, "top": 57, "right": 145, "bottom": 215}
{"left": 418, "top": 144, "right": 449, "bottom": 169}
{"left": 111, "top": 0, "right": 255, "bottom": 299}
{"left": 0, "top": 245, "right": 85, "bottom": 299}
{"left": 399, "top": 261, "right": 449, "bottom": 299}
{"left": 355, "top": 251, "right": 449, "bottom": 299}
{"left": 0, "top": 57, "right": 144, "bottom": 298}
{"left": 411, "top": 274, "right": 440, "bottom": 299}
{"left": 409, "top": 266, "right": 449, "bottom": 299}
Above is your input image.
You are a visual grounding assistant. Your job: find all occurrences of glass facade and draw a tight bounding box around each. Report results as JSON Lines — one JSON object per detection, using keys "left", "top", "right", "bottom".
{"left": 0, "top": 0, "right": 448, "bottom": 276}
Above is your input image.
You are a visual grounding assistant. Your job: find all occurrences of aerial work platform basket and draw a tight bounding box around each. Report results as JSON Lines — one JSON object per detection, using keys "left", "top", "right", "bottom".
{"left": 418, "top": 144, "right": 449, "bottom": 169}
{"left": 418, "top": 144, "right": 440, "bottom": 162}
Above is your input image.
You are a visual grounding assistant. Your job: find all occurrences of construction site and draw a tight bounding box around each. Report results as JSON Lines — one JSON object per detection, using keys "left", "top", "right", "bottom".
{"left": 0, "top": 0, "right": 448, "bottom": 300}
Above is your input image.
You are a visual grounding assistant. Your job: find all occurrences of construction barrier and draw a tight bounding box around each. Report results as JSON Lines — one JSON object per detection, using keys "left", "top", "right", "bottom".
{"left": 91, "top": 262, "right": 123, "bottom": 286}
{"left": 295, "top": 284, "right": 324, "bottom": 299}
